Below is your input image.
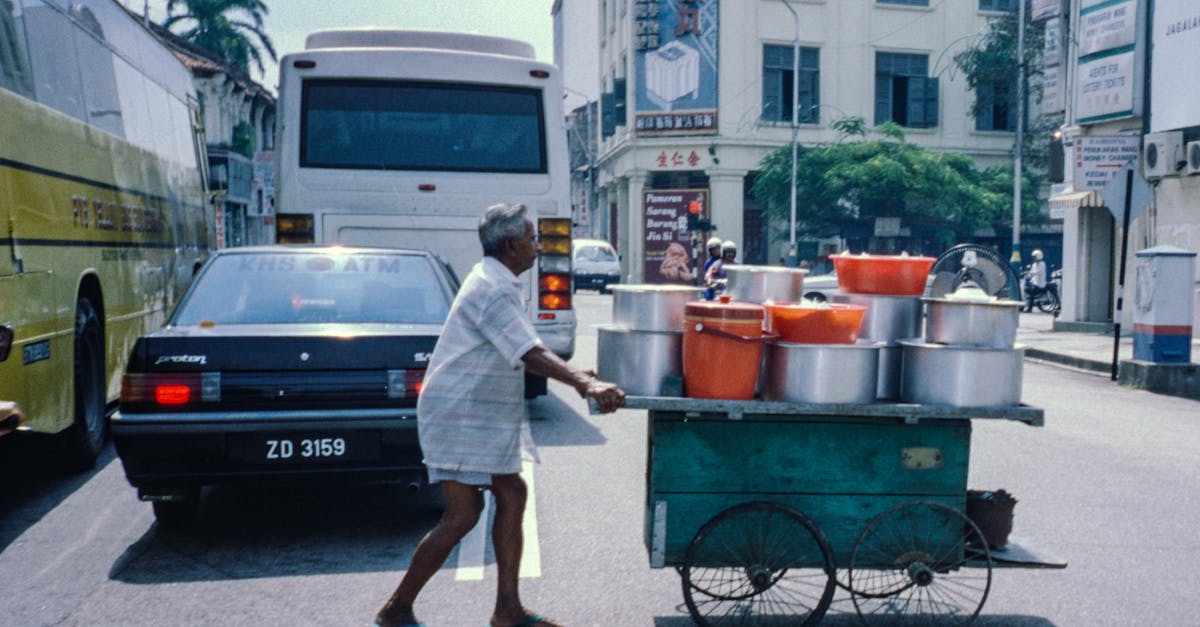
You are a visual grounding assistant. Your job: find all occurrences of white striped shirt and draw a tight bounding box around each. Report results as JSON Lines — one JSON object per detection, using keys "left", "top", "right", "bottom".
{"left": 417, "top": 257, "right": 541, "bottom": 474}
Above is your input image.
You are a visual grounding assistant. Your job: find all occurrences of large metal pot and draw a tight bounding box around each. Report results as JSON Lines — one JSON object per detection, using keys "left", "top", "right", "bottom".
{"left": 610, "top": 284, "right": 700, "bottom": 332}
{"left": 876, "top": 344, "right": 903, "bottom": 400}
{"left": 726, "top": 265, "right": 807, "bottom": 303}
{"left": 597, "top": 324, "right": 682, "bottom": 396}
{"left": 924, "top": 295, "right": 1022, "bottom": 348}
{"left": 831, "top": 293, "right": 924, "bottom": 342}
{"left": 899, "top": 340, "right": 1024, "bottom": 407}
{"left": 763, "top": 341, "right": 880, "bottom": 404}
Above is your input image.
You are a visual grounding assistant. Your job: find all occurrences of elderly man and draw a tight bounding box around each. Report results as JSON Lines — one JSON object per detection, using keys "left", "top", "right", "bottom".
{"left": 374, "top": 203, "right": 625, "bottom": 627}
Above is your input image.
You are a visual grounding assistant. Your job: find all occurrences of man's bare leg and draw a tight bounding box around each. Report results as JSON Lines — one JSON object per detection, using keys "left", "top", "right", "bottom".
{"left": 375, "top": 481, "right": 484, "bottom": 627}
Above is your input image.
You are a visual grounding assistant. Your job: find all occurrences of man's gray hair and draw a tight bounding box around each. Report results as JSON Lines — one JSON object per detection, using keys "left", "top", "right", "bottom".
{"left": 479, "top": 203, "right": 529, "bottom": 256}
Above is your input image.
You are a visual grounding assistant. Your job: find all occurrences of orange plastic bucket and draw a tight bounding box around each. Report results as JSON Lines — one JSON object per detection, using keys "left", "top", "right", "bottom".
{"left": 683, "top": 297, "right": 765, "bottom": 399}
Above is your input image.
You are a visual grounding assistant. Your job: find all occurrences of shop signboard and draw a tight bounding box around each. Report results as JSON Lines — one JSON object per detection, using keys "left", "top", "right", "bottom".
{"left": 642, "top": 189, "right": 706, "bottom": 284}
{"left": 634, "top": 0, "right": 719, "bottom": 136}
{"left": 1032, "top": 0, "right": 1061, "bottom": 21}
{"left": 1072, "top": 135, "right": 1141, "bottom": 190}
{"left": 1150, "top": 0, "right": 1200, "bottom": 132}
{"left": 1075, "top": 49, "right": 1136, "bottom": 124}
{"left": 1079, "top": 0, "right": 1137, "bottom": 56}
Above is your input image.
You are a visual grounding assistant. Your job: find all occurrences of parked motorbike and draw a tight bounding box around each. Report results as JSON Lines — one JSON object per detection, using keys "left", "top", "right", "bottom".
{"left": 1023, "top": 267, "right": 1061, "bottom": 315}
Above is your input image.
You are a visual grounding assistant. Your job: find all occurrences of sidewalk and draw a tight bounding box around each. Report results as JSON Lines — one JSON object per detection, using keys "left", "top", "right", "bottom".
{"left": 1016, "top": 312, "right": 1200, "bottom": 401}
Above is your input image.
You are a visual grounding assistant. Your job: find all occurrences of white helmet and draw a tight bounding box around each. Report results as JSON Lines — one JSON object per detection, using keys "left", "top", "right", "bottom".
{"left": 707, "top": 236, "right": 722, "bottom": 251}
{"left": 721, "top": 240, "right": 738, "bottom": 255}
{"left": 1032, "top": 249, "right": 1043, "bottom": 260}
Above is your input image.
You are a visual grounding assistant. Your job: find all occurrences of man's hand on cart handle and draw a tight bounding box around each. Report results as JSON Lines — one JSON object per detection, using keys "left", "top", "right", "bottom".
{"left": 583, "top": 376, "right": 626, "bottom": 414}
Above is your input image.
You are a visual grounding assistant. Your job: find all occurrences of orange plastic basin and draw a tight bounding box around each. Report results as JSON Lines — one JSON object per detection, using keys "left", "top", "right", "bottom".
{"left": 766, "top": 302, "right": 868, "bottom": 344}
{"left": 832, "top": 254, "right": 936, "bottom": 295}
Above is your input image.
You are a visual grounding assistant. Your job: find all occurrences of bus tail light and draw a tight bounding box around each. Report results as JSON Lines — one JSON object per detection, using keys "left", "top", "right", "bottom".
{"left": 536, "top": 218, "right": 573, "bottom": 312}
{"left": 121, "top": 373, "right": 220, "bottom": 406}
{"left": 276, "top": 213, "right": 314, "bottom": 244}
{"left": 538, "top": 272, "right": 572, "bottom": 311}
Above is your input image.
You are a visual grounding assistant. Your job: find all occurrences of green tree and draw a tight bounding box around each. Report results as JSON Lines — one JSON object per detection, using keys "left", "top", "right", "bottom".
{"left": 953, "top": 7, "right": 1062, "bottom": 174}
{"left": 751, "top": 120, "right": 1035, "bottom": 249}
{"left": 164, "top": 0, "right": 277, "bottom": 79}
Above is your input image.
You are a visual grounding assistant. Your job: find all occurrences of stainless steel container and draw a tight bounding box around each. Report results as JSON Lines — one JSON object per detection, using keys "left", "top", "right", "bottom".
{"left": 924, "top": 296, "right": 1023, "bottom": 348}
{"left": 876, "top": 344, "right": 903, "bottom": 400}
{"left": 899, "top": 340, "right": 1024, "bottom": 407}
{"left": 831, "top": 293, "right": 924, "bottom": 342}
{"left": 610, "top": 284, "right": 700, "bottom": 332}
{"left": 763, "top": 341, "right": 880, "bottom": 404}
{"left": 597, "top": 324, "right": 682, "bottom": 396}
{"left": 726, "top": 265, "right": 808, "bottom": 303}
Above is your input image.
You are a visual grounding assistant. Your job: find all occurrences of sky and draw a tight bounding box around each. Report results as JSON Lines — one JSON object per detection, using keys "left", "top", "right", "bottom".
{"left": 125, "top": 1, "right": 557, "bottom": 92}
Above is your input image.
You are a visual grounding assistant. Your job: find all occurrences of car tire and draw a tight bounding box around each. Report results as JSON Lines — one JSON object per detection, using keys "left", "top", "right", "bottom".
{"left": 56, "top": 297, "right": 107, "bottom": 472}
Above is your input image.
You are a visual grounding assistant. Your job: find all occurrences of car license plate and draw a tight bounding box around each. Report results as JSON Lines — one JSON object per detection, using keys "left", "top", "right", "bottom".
{"left": 228, "top": 431, "right": 381, "bottom": 463}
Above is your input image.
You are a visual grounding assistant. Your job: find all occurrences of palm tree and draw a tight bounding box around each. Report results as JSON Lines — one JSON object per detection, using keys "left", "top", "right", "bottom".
{"left": 163, "top": 0, "right": 277, "bottom": 78}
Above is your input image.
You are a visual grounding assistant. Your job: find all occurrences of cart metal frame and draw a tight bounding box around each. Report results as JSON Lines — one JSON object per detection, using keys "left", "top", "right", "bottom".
{"left": 623, "top": 395, "right": 1065, "bottom": 626}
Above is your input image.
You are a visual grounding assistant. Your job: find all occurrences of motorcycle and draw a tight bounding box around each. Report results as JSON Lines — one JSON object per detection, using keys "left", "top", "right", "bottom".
{"left": 1023, "top": 267, "right": 1061, "bottom": 315}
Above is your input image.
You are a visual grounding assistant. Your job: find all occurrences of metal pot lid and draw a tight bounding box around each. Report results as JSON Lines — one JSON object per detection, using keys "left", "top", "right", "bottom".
{"left": 609, "top": 284, "right": 700, "bottom": 294}
{"left": 685, "top": 298, "right": 764, "bottom": 320}
{"left": 726, "top": 265, "right": 808, "bottom": 276}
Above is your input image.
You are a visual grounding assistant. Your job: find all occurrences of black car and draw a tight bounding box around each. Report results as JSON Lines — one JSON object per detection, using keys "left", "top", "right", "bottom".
{"left": 111, "top": 246, "right": 458, "bottom": 525}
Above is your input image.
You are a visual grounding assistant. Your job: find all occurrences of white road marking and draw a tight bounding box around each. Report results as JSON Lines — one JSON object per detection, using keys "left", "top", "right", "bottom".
{"left": 454, "top": 461, "right": 541, "bottom": 580}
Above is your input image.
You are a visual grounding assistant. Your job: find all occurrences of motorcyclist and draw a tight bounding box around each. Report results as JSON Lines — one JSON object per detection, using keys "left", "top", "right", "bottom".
{"left": 1023, "top": 249, "right": 1047, "bottom": 312}
{"left": 701, "top": 236, "right": 723, "bottom": 281}
{"left": 703, "top": 240, "right": 738, "bottom": 300}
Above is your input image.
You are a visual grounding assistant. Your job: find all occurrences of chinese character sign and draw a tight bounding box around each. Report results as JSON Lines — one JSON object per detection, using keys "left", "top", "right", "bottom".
{"left": 635, "top": 0, "right": 718, "bottom": 136}
{"left": 643, "top": 189, "right": 707, "bottom": 284}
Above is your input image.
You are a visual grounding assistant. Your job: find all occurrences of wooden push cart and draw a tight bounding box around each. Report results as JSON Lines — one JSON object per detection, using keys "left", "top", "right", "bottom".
{"left": 625, "top": 396, "right": 1066, "bottom": 626}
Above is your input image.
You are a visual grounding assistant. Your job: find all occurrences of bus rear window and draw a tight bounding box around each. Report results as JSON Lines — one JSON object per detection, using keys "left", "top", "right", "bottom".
{"left": 300, "top": 80, "right": 547, "bottom": 173}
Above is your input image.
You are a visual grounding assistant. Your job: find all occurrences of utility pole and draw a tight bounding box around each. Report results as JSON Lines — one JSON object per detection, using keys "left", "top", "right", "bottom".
{"left": 783, "top": 0, "right": 800, "bottom": 268}
{"left": 1011, "top": 0, "right": 1026, "bottom": 271}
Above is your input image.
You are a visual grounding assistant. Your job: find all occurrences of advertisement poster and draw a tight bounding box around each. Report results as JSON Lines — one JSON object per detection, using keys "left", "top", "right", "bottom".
{"left": 634, "top": 0, "right": 719, "bottom": 136}
{"left": 1150, "top": 0, "right": 1200, "bottom": 131}
{"left": 642, "top": 189, "right": 706, "bottom": 284}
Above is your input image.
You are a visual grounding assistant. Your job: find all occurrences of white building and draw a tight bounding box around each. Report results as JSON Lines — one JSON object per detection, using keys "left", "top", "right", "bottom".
{"left": 1047, "top": 0, "right": 1199, "bottom": 335}
{"left": 578, "top": 0, "right": 1028, "bottom": 284}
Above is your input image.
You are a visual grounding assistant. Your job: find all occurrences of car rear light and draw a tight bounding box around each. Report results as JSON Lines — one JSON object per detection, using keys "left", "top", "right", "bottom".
{"left": 0, "top": 325, "right": 12, "bottom": 362}
{"left": 387, "top": 369, "right": 425, "bottom": 399}
{"left": 122, "top": 372, "right": 220, "bottom": 406}
{"left": 276, "top": 213, "right": 314, "bottom": 244}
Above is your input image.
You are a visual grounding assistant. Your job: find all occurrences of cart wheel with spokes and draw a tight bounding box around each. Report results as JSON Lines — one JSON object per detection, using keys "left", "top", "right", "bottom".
{"left": 848, "top": 501, "right": 993, "bottom": 626}
{"left": 680, "top": 501, "right": 836, "bottom": 626}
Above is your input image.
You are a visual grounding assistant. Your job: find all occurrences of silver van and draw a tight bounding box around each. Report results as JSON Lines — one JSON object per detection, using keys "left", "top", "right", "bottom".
{"left": 572, "top": 238, "right": 621, "bottom": 294}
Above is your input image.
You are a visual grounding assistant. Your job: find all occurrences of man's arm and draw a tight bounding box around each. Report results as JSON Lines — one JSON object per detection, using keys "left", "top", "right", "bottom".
{"left": 521, "top": 345, "right": 625, "bottom": 413}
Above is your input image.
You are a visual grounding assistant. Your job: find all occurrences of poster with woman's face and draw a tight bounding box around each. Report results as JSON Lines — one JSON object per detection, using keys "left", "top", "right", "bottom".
{"left": 642, "top": 189, "right": 707, "bottom": 284}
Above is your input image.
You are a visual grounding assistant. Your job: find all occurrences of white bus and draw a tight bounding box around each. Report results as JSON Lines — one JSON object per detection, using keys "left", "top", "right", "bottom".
{"left": 274, "top": 29, "right": 577, "bottom": 394}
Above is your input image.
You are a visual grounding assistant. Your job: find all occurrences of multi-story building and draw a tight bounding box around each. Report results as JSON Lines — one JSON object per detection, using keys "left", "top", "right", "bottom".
{"left": 1047, "top": 0, "right": 1199, "bottom": 333}
{"left": 578, "top": 0, "right": 1027, "bottom": 284}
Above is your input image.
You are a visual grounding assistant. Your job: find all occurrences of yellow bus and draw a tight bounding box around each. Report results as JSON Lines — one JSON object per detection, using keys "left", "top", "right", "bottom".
{"left": 1, "top": 0, "right": 213, "bottom": 469}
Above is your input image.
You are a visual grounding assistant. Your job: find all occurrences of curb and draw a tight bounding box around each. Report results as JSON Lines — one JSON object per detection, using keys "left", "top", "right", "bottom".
{"left": 1024, "top": 348, "right": 1110, "bottom": 376}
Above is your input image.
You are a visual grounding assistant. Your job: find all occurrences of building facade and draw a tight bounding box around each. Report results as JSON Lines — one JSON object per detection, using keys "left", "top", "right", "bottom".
{"left": 1046, "top": 0, "right": 1199, "bottom": 333}
{"left": 584, "top": 0, "right": 1026, "bottom": 284}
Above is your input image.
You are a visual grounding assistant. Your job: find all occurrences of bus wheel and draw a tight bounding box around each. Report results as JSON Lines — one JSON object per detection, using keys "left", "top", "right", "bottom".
{"left": 59, "top": 298, "right": 107, "bottom": 471}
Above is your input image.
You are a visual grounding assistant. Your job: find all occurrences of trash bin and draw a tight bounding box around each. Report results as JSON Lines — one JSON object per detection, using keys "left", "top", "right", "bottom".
{"left": 1133, "top": 245, "right": 1196, "bottom": 363}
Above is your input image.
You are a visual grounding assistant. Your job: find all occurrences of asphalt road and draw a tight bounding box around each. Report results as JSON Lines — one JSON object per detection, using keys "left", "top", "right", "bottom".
{"left": 1, "top": 291, "right": 1199, "bottom": 626}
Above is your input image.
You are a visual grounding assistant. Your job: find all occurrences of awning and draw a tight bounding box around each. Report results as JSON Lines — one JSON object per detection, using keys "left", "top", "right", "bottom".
{"left": 1048, "top": 189, "right": 1103, "bottom": 212}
